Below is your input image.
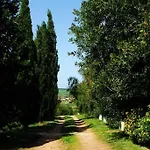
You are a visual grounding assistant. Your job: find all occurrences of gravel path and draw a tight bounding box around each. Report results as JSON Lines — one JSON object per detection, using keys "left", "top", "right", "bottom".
{"left": 24, "top": 116, "right": 112, "bottom": 150}
{"left": 74, "top": 116, "right": 112, "bottom": 150}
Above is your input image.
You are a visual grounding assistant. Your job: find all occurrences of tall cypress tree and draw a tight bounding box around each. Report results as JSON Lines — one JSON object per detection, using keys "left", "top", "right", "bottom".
{"left": 16, "top": 0, "right": 39, "bottom": 127}
{"left": 34, "top": 25, "right": 43, "bottom": 121}
{"left": 0, "top": 0, "right": 20, "bottom": 128}
{"left": 17, "top": 0, "right": 36, "bottom": 70}
{"left": 35, "top": 10, "right": 58, "bottom": 121}
{"left": 47, "top": 10, "right": 58, "bottom": 120}
{"left": 37, "top": 22, "right": 50, "bottom": 121}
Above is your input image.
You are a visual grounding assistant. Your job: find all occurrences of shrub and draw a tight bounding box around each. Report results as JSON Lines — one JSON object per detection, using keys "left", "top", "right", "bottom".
{"left": 124, "top": 109, "right": 141, "bottom": 136}
{"left": 107, "top": 117, "right": 120, "bottom": 129}
{"left": 56, "top": 102, "right": 73, "bottom": 115}
{"left": 103, "top": 107, "right": 122, "bottom": 129}
{"left": 124, "top": 106, "right": 150, "bottom": 144}
{"left": 132, "top": 115, "right": 150, "bottom": 144}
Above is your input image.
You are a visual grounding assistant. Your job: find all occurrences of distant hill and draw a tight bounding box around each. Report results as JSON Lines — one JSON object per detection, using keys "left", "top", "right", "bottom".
{"left": 58, "top": 88, "right": 69, "bottom": 98}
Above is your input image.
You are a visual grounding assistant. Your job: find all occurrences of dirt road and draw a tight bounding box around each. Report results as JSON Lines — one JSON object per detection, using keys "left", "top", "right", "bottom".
{"left": 24, "top": 116, "right": 112, "bottom": 150}
{"left": 74, "top": 116, "right": 112, "bottom": 150}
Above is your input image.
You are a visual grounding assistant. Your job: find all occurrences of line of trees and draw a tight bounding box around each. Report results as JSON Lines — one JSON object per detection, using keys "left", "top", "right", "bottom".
{"left": 69, "top": 0, "right": 150, "bottom": 143}
{"left": 70, "top": 0, "right": 150, "bottom": 117}
{"left": 0, "top": 0, "right": 58, "bottom": 129}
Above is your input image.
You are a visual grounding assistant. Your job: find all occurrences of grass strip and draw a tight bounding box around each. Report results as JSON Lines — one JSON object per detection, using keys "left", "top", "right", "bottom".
{"left": 61, "top": 116, "right": 78, "bottom": 150}
{"left": 78, "top": 115, "right": 149, "bottom": 150}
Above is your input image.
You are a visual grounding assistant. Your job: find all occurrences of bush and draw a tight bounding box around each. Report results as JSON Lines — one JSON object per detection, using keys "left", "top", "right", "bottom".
{"left": 92, "top": 108, "right": 100, "bottom": 118}
{"left": 124, "top": 106, "right": 150, "bottom": 144}
{"left": 124, "top": 109, "right": 141, "bottom": 136}
{"left": 56, "top": 102, "right": 73, "bottom": 115}
{"left": 102, "top": 106, "right": 122, "bottom": 129}
{"left": 107, "top": 117, "right": 120, "bottom": 129}
{"left": 132, "top": 115, "right": 150, "bottom": 144}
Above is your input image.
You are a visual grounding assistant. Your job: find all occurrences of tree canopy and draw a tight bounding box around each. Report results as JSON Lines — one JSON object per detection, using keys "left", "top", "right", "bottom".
{"left": 69, "top": 0, "right": 150, "bottom": 118}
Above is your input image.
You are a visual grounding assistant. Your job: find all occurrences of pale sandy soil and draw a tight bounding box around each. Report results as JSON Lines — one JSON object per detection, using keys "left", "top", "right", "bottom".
{"left": 73, "top": 116, "right": 112, "bottom": 150}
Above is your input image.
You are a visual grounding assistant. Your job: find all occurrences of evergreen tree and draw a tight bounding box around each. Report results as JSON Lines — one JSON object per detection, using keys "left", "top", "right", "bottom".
{"left": 38, "top": 21, "right": 51, "bottom": 121}
{"left": 0, "top": 0, "right": 20, "bottom": 128}
{"left": 16, "top": 0, "right": 40, "bottom": 127}
{"left": 47, "top": 10, "right": 58, "bottom": 120}
{"left": 35, "top": 10, "right": 58, "bottom": 121}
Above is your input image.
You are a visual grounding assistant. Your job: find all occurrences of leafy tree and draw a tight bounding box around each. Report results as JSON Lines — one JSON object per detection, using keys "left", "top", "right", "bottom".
{"left": 67, "top": 77, "right": 79, "bottom": 99}
{"left": 69, "top": 0, "right": 150, "bottom": 118}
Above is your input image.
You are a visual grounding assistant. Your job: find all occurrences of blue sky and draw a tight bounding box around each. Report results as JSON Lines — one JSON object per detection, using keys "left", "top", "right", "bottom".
{"left": 29, "top": 0, "right": 83, "bottom": 88}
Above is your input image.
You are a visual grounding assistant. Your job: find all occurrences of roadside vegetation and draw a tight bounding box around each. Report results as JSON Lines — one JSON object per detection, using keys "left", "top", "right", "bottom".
{"left": 0, "top": 0, "right": 58, "bottom": 131}
{"left": 56, "top": 102, "right": 74, "bottom": 116}
{"left": 69, "top": 0, "right": 150, "bottom": 146}
{"left": 78, "top": 115, "right": 150, "bottom": 150}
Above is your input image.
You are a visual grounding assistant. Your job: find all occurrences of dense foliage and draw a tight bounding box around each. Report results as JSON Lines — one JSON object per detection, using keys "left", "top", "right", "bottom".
{"left": 0, "top": 0, "right": 58, "bottom": 129}
{"left": 35, "top": 10, "right": 58, "bottom": 121}
{"left": 56, "top": 102, "right": 73, "bottom": 116}
{"left": 0, "top": 0, "right": 20, "bottom": 128}
{"left": 124, "top": 106, "right": 150, "bottom": 144}
{"left": 69, "top": 0, "right": 150, "bottom": 144}
{"left": 16, "top": 0, "right": 40, "bottom": 127}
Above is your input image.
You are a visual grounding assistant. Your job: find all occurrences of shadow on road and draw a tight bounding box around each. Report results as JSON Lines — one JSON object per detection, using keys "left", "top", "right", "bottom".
{"left": 0, "top": 116, "right": 91, "bottom": 150}
{"left": 75, "top": 119, "right": 91, "bottom": 132}
{"left": 0, "top": 116, "right": 65, "bottom": 150}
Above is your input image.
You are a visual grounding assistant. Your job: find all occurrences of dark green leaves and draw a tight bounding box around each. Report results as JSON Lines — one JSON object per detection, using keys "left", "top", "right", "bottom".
{"left": 69, "top": 0, "right": 150, "bottom": 117}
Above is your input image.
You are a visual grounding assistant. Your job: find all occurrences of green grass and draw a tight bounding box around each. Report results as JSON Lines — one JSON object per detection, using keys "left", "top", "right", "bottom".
{"left": 61, "top": 116, "right": 78, "bottom": 150}
{"left": 78, "top": 115, "right": 149, "bottom": 150}
{"left": 58, "top": 88, "right": 69, "bottom": 98}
